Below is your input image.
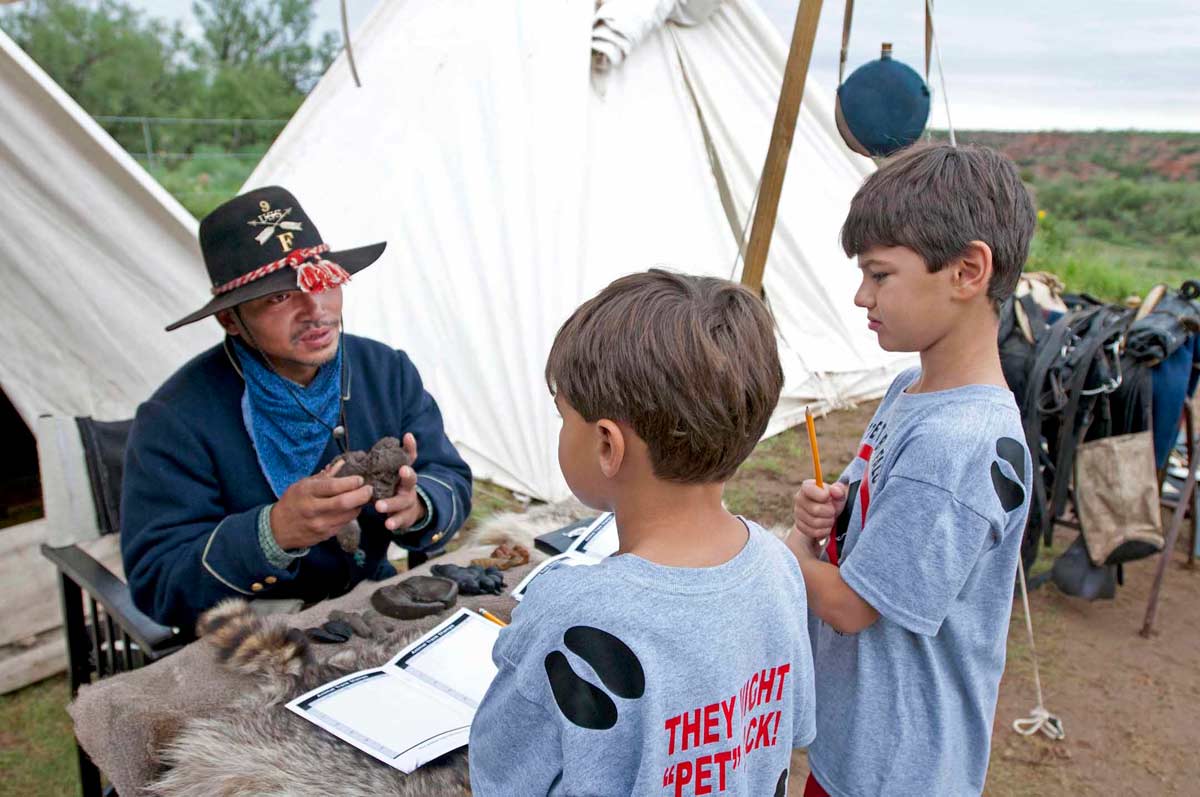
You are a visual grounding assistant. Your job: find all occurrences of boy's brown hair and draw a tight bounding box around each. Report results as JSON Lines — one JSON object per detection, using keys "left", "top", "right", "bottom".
{"left": 840, "top": 143, "right": 1036, "bottom": 309}
{"left": 545, "top": 269, "right": 783, "bottom": 484}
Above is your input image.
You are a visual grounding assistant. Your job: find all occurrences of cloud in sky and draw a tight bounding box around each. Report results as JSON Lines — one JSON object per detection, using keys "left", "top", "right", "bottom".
{"left": 758, "top": 0, "right": 1199, "bottom": 131}
{"left": 141, "top": 0, "right": 1199, "bottom": 131}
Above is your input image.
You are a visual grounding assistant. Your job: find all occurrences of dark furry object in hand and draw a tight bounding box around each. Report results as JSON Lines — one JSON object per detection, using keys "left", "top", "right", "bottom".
{"left": 431, "top": 564, "right": 505, "bottom": 595}
{"left": 335, "top": 437, "right": 412, "bottom": 500}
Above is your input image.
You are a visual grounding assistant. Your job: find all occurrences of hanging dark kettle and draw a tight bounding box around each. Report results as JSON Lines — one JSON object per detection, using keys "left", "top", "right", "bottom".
{"left": 835, "top": 43, "right": 931, "bottom": 158}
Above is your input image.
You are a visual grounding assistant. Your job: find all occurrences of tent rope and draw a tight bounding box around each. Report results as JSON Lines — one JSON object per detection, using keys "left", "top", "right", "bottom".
{"left": 924, "top": 0, "right": 956, "bottom": 146}
{"left": 665, "top": 26, "right": 763, "bottom": 283}
{"left": 341, "top": 0, "right": 363, "bottom": 88}
{"left": 1012, "top": 552, "right": 1066, "bottom": 740}
{"left": 731, "top": 176, "right": 763, "bottom": 281}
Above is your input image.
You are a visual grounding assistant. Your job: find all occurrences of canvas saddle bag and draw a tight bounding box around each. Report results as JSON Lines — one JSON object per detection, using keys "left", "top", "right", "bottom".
{"left": 1073, "top": 430, "right": 1164, "bottom": 566}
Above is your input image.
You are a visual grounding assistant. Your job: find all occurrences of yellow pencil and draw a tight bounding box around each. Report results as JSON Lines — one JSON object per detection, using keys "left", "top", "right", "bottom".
{"left": 479, "top": 608, "right": 508, "bottom": 627}
{"left": 805, "top": 406, "right": 824, "bottom": 488}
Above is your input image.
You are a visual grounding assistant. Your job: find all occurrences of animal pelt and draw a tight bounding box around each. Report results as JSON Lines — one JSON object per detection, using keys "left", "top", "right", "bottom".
{"left": 148, "top": 500, "right": 595, "bottom": 797}
{"left": 461, "top": 495, "right": 591, "bottom": 552}
{"left": 149, "top": 601, "right": 470, "bottom": 797}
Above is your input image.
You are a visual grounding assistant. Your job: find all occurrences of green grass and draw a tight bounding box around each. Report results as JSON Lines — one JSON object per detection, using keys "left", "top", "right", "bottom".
{"left": 1035, "top": 252, "right": 1155, "bottom": 302}
{"left": 464, "top": 480, "right": 527, "bottom": 531}
{"left": 145, "top": 147, "right": 262, "bottom": 219}
{"left": 1026, "top": 208, "right": 1195, "bottom": 302}
{"left": 737, "top": 428, "right": 805, "bottom": 479}
{"left": 721, "top": 481, "right": 760, "bottom": 519}
{"left": 0, "top": 675, "right": 78, "bottom": 797}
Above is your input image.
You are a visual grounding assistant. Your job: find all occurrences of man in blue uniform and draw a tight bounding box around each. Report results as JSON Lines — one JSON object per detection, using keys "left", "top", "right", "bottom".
{"left": 121, "top": 186, "right": 472, "bottom": 629}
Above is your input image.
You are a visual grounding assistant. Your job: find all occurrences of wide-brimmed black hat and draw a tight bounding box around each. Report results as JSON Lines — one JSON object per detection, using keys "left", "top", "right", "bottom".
{"left": 166, "top": 186, "right": 386, "bottom": 331}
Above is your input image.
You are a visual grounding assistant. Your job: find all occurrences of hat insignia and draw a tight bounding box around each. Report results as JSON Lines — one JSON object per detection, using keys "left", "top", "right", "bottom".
{"left": 247, "top": 200, "right": 304, "bottom": 251}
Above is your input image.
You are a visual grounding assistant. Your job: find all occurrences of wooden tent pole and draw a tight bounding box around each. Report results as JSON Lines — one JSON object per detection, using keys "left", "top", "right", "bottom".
{"left": 1141, "top": 423, "right": 1199, "bottom": 637}
{"left": 1186, "top": 402, "right": 1197, "bottom": 566}
{"left": 740, "top": 0, "right": 825, "bottom": 294}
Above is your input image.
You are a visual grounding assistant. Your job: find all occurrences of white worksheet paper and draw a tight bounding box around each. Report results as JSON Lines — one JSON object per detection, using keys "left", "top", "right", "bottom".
{"left": 286, "top": 609, "right": 501, "bottom": 773}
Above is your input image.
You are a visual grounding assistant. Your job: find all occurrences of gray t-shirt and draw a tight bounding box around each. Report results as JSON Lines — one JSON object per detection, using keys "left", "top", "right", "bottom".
{"left": 470, "top": 521, "right": 816, "bottom": 796}
{"left": 808, "top": 368, "right": 1031, "bottom": 797}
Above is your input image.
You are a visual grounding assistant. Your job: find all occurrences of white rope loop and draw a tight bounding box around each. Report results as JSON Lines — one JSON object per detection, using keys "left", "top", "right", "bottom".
{"left": 1012, "top": 552, "right": 1065, "bottom": 740}
{"left": 1013, "top": 705, "right": 1066, "bottom": 740}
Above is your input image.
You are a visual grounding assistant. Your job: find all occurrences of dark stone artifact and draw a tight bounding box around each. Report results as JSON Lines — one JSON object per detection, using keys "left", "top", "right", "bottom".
{"left": 304, "top": 625, "right": 348, "bottom": 644}
{"left": 328, "top": 609, "right": 374, "bottom": 639}
{"left": 322, "top": 619, "right": 355, "bottom": 640}
{"left": 370, "top": 575, "right": 459, "bottom": 619}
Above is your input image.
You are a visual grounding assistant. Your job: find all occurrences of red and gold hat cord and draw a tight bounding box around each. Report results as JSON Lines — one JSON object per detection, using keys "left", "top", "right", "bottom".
{"left": 210, "top": 244, "right": 352, "bottom": 296}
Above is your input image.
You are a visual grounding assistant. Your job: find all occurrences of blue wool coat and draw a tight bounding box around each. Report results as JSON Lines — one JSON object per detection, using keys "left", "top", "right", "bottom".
{"left": 120, "top": 334, "right": 472, "bottom": 629}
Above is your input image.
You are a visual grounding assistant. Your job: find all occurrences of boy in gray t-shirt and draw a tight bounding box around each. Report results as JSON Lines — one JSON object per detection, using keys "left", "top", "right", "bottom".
{"left": 787, "top": 144, "right": 1037, "bottom": 797}
{"left": 470, "top": 271, "right": 816, "bottom": 796}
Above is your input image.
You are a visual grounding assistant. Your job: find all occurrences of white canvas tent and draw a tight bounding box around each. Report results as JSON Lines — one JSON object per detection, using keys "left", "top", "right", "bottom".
{"left": 247, "top": 0, "right": 912, "bottom": 501}
{"left": 0, "top": 29, "right": 216, "bottom": 692}
{"left": 0, "top": 30, "right": 216, "bottom": 430}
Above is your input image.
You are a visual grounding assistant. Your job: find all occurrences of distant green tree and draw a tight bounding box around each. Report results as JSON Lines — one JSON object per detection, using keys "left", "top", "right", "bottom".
{"left": 0, "top": 0, "right": 195, "bottom": 152}
{"left": 192, "top": 0, "right": 337, "bottom": 93}
{"left": 1, "top": 0, "right": 339, "bottom": 164}
{"left": 181, "top": 0, "right": 338, "bottom": 150}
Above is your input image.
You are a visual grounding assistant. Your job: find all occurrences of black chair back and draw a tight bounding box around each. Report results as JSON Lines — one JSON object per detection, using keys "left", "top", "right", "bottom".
{"left": 40, "top": 416, "right": 180, "bottom": 797}
{"left": 75, "top": 418, "right": 133, "bottom": 537}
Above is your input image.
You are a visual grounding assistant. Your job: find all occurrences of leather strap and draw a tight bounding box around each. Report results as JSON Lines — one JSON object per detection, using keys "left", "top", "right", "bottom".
{"left": 838, "top": 0, "right": 854, "bottom": 86}
{"left": 925, "top": 0, "right": 933, "bottom": 82}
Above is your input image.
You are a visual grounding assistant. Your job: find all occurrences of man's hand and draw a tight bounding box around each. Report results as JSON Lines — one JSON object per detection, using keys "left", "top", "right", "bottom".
{"left": 374, "top": 433, "right": 426, "bottom": 531}
{"left": 271, "top": 460, "right": 374, "bottom": 550}
{"left": 792, "top": 479, "right": 848, "bottom": 544}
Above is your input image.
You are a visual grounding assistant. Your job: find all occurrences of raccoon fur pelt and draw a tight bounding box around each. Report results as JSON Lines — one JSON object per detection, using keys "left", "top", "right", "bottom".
{"left": 148, "top": 499, "right": 594, "bottom": 796}
{"left": 149, "top": 600, "right": 471, "bottom": 797}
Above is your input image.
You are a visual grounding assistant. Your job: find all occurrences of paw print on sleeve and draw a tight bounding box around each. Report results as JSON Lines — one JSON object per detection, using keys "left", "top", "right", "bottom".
{"left": 543, "top": 626, "right": 645, "bottom": 730}
{"left": 991, "top": 436, "right": 1027, "bottom": 512}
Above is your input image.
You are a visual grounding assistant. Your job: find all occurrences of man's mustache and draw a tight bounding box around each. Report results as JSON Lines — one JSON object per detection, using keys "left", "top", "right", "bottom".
{"left": 291, "top": 320, "right": 340, "bottom": 343}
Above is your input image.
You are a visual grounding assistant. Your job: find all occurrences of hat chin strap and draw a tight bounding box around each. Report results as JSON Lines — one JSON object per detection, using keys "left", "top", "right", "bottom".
{"left": 229, "top": 308, "right": 350, "bottom": 402}
{"left": 227, "top": 310, "right": 352, "bottom": 451}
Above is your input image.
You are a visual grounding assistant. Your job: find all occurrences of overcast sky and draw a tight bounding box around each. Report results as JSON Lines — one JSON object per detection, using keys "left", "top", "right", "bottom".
{"left": 143, "top": 0, "right": 1199, "bottom": 131}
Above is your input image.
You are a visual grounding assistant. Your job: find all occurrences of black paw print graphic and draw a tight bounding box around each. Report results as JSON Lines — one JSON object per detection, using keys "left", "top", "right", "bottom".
{"left": 991, "top": 436, "right": 1026, "bottom": 512}
{"left": 544, "top": 626, "right": 645, "bottom": 730}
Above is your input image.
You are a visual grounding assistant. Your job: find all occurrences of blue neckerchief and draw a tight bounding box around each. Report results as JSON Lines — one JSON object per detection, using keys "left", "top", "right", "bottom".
{"left": 232, "top": 337, "right": 342, "bottom": 498}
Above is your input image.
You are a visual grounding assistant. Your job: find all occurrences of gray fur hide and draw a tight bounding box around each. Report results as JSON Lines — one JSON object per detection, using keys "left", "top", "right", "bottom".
{"left": 149, "top": 620, "right": 471, "bottom": 797}
{"left": 144, "top": 499, "right": 592, "bottom": 797}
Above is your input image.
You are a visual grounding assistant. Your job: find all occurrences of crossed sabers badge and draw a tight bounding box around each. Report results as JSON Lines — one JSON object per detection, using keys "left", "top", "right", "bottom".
{"left": 248, "top": 201, "right": 303, "bottom": 251}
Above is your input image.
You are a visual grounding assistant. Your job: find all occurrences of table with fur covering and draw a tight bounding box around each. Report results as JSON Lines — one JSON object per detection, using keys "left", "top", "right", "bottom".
{"left": 70, "top": 500, "right": 591, "bottom": 797}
